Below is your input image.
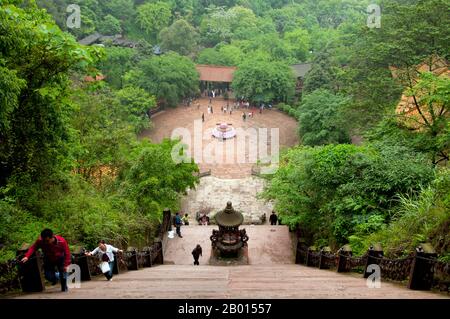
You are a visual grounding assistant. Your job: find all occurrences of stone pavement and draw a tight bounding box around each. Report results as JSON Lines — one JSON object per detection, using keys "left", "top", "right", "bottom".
{"left": 11, "top": 225, "right": 449, "bottom": 299}
{"left": 14, "top": 264, "right": 448, "bottom": 299}
{"left": 163, "top": 225, "right": 294, "bottom": 265}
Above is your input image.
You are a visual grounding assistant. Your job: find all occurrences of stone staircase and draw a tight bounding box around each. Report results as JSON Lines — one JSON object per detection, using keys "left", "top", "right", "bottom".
{"left": 16, "top": 263, "right": 447, "bottom": 299}
{"left": 13, "top": 225, "right": 447, "bottom": 299}
{"left": 181, "top": 176, "right": 274, "bottom": 225}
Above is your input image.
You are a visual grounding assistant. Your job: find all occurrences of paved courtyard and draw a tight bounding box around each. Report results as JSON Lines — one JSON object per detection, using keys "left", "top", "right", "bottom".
{"left": 140, "top": 98, "right": 299, "bottom": 179}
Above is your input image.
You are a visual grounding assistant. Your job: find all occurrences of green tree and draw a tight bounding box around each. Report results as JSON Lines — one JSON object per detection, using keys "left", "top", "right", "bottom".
{"left": 217, "top": 44, "right": 243, "bottom": 65}
{"left": 283, "top": 28, "right": 311, "bottom": 62}
{"left": 137, "top": 1, "right": 172, "bottom": 39}
{"left": 196, "top": 44, "right": 243, "bottom": 66}
{"left": 232, "top": 58, "right": 295, "bottom": 103}
{"left": 68, "top": 1, "right": 98, "bottom": 38}
{"left": 124, "top": 52, "right": 199, "bottom": 107}
{"left": 116, "top": 86, "right": 157, "bottom": 132}
{"left": 235, "top": 33, "right": 297, "bottom": 63}
{"left": 236, "top": 0, "right": 271, "bottom": 16}
{"left": 295, "top": 0, "right": 367, "bottom": 29}
{"left": 70, "top": 87, "right": 136, "bottom": 182}
{"left": 0, "top": 2, "right": 103, "bottom": 184}
{"left": 119, "top": 139, "right": 199, "bottom": 215}
{"left": 297, "top": 89, "right": 351, "bottom": 146}
{"left": 104, "top": 0, "right": 135, "bottom": 20}
{"left": 340, "top": 0, "right": 449, "bottom": 130}
{"left": 159, "top": 19, "right": 199, "bottom": 56}
{"left": 98, "top": 14, "right": 122, "bottom": 35}
{"left": 400, "top": 72, "right": 450, "bottom": 165}
{"left": 266, "top": 4, "right": 305, "bottom": 34}
{"left": 98, "top": 47, "right": 137, "bottom": 89}
{"left": 263, "top": 144, "right": 434, "bottom": 247}
{"left": 199, "top": 5, "right": 259, "bottom": 46}
{"left": 196, "top": 48, "right": 223, "bottom": 65}
{"left": 303, "top": 48, "right": 342, "bottom": 94}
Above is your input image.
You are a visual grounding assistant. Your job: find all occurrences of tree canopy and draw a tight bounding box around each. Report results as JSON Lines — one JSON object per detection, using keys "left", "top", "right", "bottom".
{"left": 297, "top": 89, "right": 351, "bottom": 146}
{"left": 232, "top": 58, "right": 296, "bottom": 103}
{"left": 159, "top": 19, "right": 199, "bottom": 56}
{"left": 124, "top": 52, "right": 199, "bottom": 107}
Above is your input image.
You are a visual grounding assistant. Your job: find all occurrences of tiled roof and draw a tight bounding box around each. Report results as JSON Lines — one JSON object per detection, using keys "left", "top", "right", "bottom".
{"left": 196, "top": 65, "right": 237, "bottom": 83}
{"left": 78, "top": 32, "right": 102, "bottom": 45}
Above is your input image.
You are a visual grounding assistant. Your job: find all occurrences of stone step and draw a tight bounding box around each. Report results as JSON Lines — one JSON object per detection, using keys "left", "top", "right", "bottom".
{"left": 15, "top": 264, "right": 448, "bottom": 299}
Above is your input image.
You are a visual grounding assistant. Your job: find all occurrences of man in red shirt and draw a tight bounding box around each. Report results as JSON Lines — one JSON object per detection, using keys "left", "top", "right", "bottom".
{"left": 21, "top": 228, "right": 71, "bottom": 292}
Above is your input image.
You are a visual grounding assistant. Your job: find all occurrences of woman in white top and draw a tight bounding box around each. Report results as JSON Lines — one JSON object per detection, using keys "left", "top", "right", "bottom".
{"left": 86, "top": 240, "right": 123, "bottom": 281}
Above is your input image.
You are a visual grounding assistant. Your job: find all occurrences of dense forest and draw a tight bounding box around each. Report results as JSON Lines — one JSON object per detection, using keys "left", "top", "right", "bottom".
{"left": 0, "top": 0, "right": 449, "bottom": 264}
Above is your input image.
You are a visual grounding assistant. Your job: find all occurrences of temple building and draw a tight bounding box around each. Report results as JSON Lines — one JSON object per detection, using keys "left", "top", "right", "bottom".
{"left": 195, "top": 65, "right": 237, "bottom": 97}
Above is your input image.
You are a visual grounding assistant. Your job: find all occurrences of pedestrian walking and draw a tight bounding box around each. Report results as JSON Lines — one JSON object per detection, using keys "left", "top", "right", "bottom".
{"left": 269, "top": 211, "right": 278, "bottom": 226}
{"left": 192, "top": 244, "right": 202, "bottom": 265}
{"left": 174, "top": 212, "right": 183, "bottom": 238}
{"left": 202, "top": 113, "right": 205, "bottom": 122}
{"left": 21, "top": 228, "right": 70, "bottom": 292}
{"left": 86, "top": 240, "right": 123, "bottom": 281}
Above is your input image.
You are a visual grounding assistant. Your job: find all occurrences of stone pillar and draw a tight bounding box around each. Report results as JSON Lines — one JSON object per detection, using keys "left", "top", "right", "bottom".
{"left": 112, "top": 252, "right": 120, "bottom": 275}
{"left": 319, "top": 246, "right": 332, "bottom": 269}
{"left": 141, "top": 246, "right": 152, "bottom": 267}
{"left": 337, "top": 245, "right": 352, "bottom": 273}
{"left": 126, "top": 247, "right": 139, "bottom": 271}
{"left": 408, "top": 243, "right": 437, "bottom": 290}
{"left": 163, "top": 208, "right": 172, "bottom": 232}
{"left": 16, "top": 244, "right": 45, "bottom": 292}
{"left": 153, "top": 240, "right": 164, "bottom": 265}
{"left": 72, "top": 246, "right": 91, "bottom": 281}
{"left": 113, "top": 251, "right": 128, "bottom": 274}
{"left": 364, "top": 243, "right": 383, "bottom": 278}
{"left": 295, "top": 239, "right": 307, "bottom": 265}
{"left": 306, "top": 246, "right": 317, "bottom": 267}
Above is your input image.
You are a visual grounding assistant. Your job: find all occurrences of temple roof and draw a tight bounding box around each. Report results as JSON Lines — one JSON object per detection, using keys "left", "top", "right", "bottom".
{"left": 195, "top": 65, "right": 237, "bottom": 83}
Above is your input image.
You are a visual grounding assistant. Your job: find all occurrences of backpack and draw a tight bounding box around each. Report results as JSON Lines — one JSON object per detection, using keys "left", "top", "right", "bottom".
{"left": 102, "top": 253, "right": 110, "bottom": 262}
